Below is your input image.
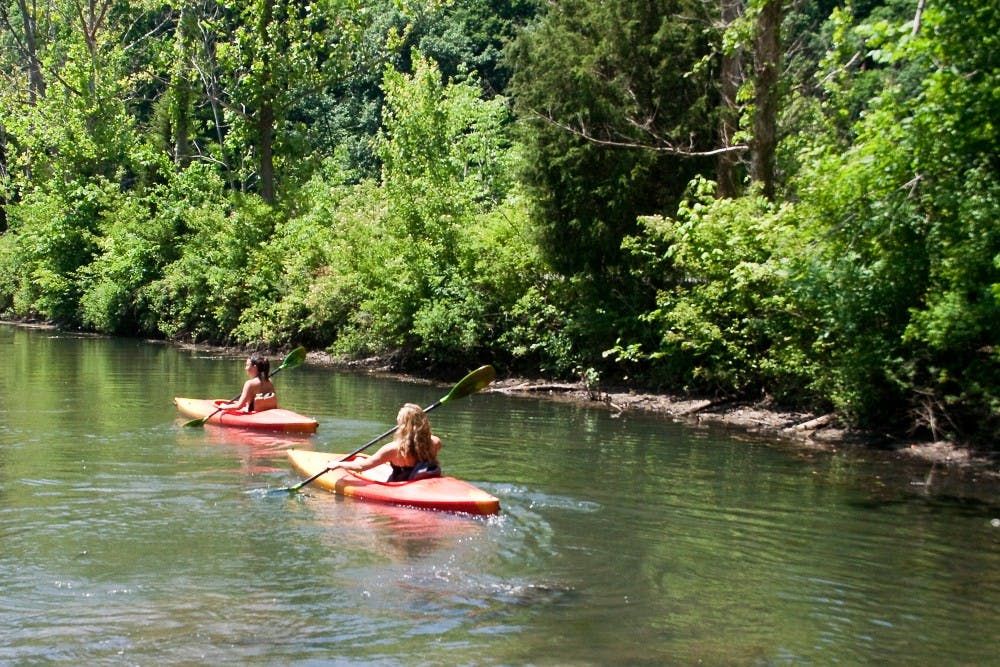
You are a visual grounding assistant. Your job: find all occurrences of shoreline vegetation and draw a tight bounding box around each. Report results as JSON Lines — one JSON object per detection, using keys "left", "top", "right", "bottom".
{"left": 319, "top": 362, "right": 1000, "bottom": 512}
{"left": 1, "top": 3, "right": 996, "bottom": 492}
{"left": 364, "top": 363, "right": 999, "bottom": 475}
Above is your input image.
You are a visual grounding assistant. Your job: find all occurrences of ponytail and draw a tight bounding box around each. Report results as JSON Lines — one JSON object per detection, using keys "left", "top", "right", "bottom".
{"left": 249, "top": 354, "right": 270, "bottom": 382}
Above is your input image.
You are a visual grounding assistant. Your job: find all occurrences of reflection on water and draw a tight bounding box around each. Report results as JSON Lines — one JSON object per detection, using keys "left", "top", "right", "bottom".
{"left": 0, "top": 324, "right": 998, "bottom": 665}
{"left": 301, "top": 494, "right": 490, "bottom": 561}
{"left": 175, "top": 424, "right": 315, "bottom": 450}
{"left": 277, "top": 490, "right": 579, "bottom": 657}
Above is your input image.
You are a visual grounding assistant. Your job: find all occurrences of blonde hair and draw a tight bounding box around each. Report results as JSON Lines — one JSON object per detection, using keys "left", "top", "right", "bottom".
{"left": 395, "top": 403, "right": 437, "bottom": 463}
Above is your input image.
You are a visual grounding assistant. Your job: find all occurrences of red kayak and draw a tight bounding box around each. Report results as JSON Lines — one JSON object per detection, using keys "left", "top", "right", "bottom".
{"left": 286, "top": 449, "right": 500, "bottom": 515}
{"left": 174, "top": 397, "right": 318, "bottom": 433}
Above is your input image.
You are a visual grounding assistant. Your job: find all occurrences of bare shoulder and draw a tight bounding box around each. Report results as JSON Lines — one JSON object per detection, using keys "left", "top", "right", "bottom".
{"left": 372, "top": 441, "right": 402, "bottom": 459}
{"left": 375, "top": 440, "right": 399, "bottom": 453}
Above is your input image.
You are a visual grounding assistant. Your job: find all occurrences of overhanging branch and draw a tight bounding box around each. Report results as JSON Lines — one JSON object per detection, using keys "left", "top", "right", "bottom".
{"left": 532, "top": 109, "right": 747, "bottom": 158}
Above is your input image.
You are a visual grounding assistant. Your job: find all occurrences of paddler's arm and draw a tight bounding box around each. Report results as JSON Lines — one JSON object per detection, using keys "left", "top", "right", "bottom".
{"left": 328, "top": 442, "right": 396, "bottom": 472}
{"left": 220, "top": 379, "right": 254, "bottom": 410}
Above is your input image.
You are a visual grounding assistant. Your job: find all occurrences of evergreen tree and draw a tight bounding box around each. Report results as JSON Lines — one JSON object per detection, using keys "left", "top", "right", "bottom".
{"left": 507, "top": 0, "right": 720, "bottom": 276}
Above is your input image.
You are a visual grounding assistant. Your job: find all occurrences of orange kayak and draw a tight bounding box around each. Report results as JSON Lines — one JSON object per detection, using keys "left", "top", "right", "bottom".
{"left": 286, "top": 449, "right": 500, "bottom": 515}
{"left": 174, "top": 397, "right": 318, "bottom": 433}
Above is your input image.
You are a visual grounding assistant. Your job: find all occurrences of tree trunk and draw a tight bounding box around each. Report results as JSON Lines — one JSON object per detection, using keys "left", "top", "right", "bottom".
{"left": 751, "top": 0, "right": 782, "bottom": 200}
{"left": 14, "top": 0, "right": 45, "bottom": 101}
{"left": 0, "top": 124, "right": 7, "bottom": 232}
{"left": 6, "top": 0, "right": 44, "bottom": 180}
{"left": 258, "top": 101, "right": 275, "bottom": 204}
{"left": 716, "top": 0, "right": 743, "bottom": 198}
{"left": 171, "top": 5, "right": 195, "bottom": 167}
{"left": 256, "top": 0, "right": 276, "bottom": 204}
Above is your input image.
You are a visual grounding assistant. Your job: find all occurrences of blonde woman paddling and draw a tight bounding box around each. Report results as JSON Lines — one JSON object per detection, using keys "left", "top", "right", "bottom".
{"left": 328, "top": 403, "right": 442, "bottom": 482}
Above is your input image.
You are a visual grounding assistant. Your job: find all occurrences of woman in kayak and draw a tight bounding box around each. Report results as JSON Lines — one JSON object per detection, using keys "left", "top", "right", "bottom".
{"left": 221, "top": 354, "right": 276, "bottom": 412}
{"left": 328, "top": 403, "right": 442, "bottom": 482}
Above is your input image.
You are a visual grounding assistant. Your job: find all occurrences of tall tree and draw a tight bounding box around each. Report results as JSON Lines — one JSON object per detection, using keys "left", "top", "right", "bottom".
{"left": 168, "top": 3, "right": 197, "bottom": 167}
{"left": 779, "top": 0, "right": 1000, "bottom": 440}
{"left": 1, "top": 0, "right": 50, "bottom": 185}
{"left": 1, "top": 0, "right": 46, "bottom": 102}
{"left": 716, "top": 0, "right": 743, "bottom": 197}
{"left": 508, "top": 0, "right": 719, "bottom": 276}
{"left": 210, "top": 0, "right": 366, "bottom": 203}
{"left": 748, "top": 0, "right": 784, "bottom": 199}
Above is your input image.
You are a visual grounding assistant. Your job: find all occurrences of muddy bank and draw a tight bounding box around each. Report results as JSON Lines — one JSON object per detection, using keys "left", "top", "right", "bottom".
{"left": 294, "top": 350, "right": 998, "bottom": 482}
{"left": 491, "top": 376, "right": 994, "bottom": 463}
{"left": 481, "top": 377, "right": 1000, "bottom": 509}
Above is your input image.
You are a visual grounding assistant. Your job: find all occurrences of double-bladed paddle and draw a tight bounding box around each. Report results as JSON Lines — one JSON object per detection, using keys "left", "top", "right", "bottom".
{"left": 183, "top": 346, "right": 308, "bottom": 427}
{"left": 275, "top": 364, "right": 496, "bottom": 494}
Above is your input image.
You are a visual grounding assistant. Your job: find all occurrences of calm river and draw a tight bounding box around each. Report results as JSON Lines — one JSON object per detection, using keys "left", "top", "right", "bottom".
{"left": 0, "top": 324, "right": 997, "bottom": 665}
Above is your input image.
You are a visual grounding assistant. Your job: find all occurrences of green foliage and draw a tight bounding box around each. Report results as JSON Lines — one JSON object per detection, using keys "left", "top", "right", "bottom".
{"left": 148, "top": 194, "right": 275, "bottom": 343}
{"left": 78, "top": 196, "right": 162, "bottom": 335}
{"left": 232, "top": 163, "right": 370, "bottom": 346}
{"left": 227, "top": 55, "right": 540, "bottom": 369}
{"left": 281, "top": 0, "right": 538, "bottom": 185}
{"left": 403, "top": 0, "right": 539, "bottom": 93}
{"left": 497, "top": 277, "right": 593, "bottom": 378}
{"left": 77, "top": 162, "right": 221, "bottom": 335}
{"left": 410, "top": 195, "right": 541, "bottom": 365}
{"left": 616, "top": 177, "right": 816, "bottom": 400}
{"left": 789, "top": 104, "right": 928, "bottom": 422}
{"left": 781, "top": 0, "right": 1000, "bottom": 438}
{"left": 507, "top": 0, "right": 718, "bottom": 276}
{"left": 603, "top": 0, "right": 998, "bottom": 444}
{"left": 0, "top": 0, "right": 145, "bottom": 188}
{"left": 0, "top": 180, "right": 116, "bottom": 324}
{"left": 898, "top": 167, "right": 1000, "bottom": 441}
{"left": 321, "top": 56, "right": 521, "bottom": 360}
{"left": 0, "top": 0, "right": 997, "bottom": 450}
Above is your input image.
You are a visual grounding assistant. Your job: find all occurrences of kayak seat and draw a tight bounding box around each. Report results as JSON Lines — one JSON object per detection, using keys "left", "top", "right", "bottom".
{"left": 408, "top": 461, "right": 442, "bottom": 481}
{"left": 386, "top": 461, "right": 442, "bottom": 483}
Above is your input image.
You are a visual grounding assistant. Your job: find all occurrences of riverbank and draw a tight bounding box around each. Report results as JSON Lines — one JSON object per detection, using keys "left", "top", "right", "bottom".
{"left": 291, "top": 349, "right": 999, "bottom": 482}
{"left": 493, "top": 378, "right": 1000, "bottom": 476}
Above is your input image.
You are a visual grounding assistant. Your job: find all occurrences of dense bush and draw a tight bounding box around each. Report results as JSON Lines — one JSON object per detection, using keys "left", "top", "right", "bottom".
{"left": 0, "top": 181, "right": 111, "bottom": 325}
{"left": 613, "top": 178, "right": 817, "bottom": 401}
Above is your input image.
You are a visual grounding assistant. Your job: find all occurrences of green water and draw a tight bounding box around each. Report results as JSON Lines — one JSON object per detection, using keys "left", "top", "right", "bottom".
{"left": 0, "top": 324, "right": 998, "bottom": 665}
